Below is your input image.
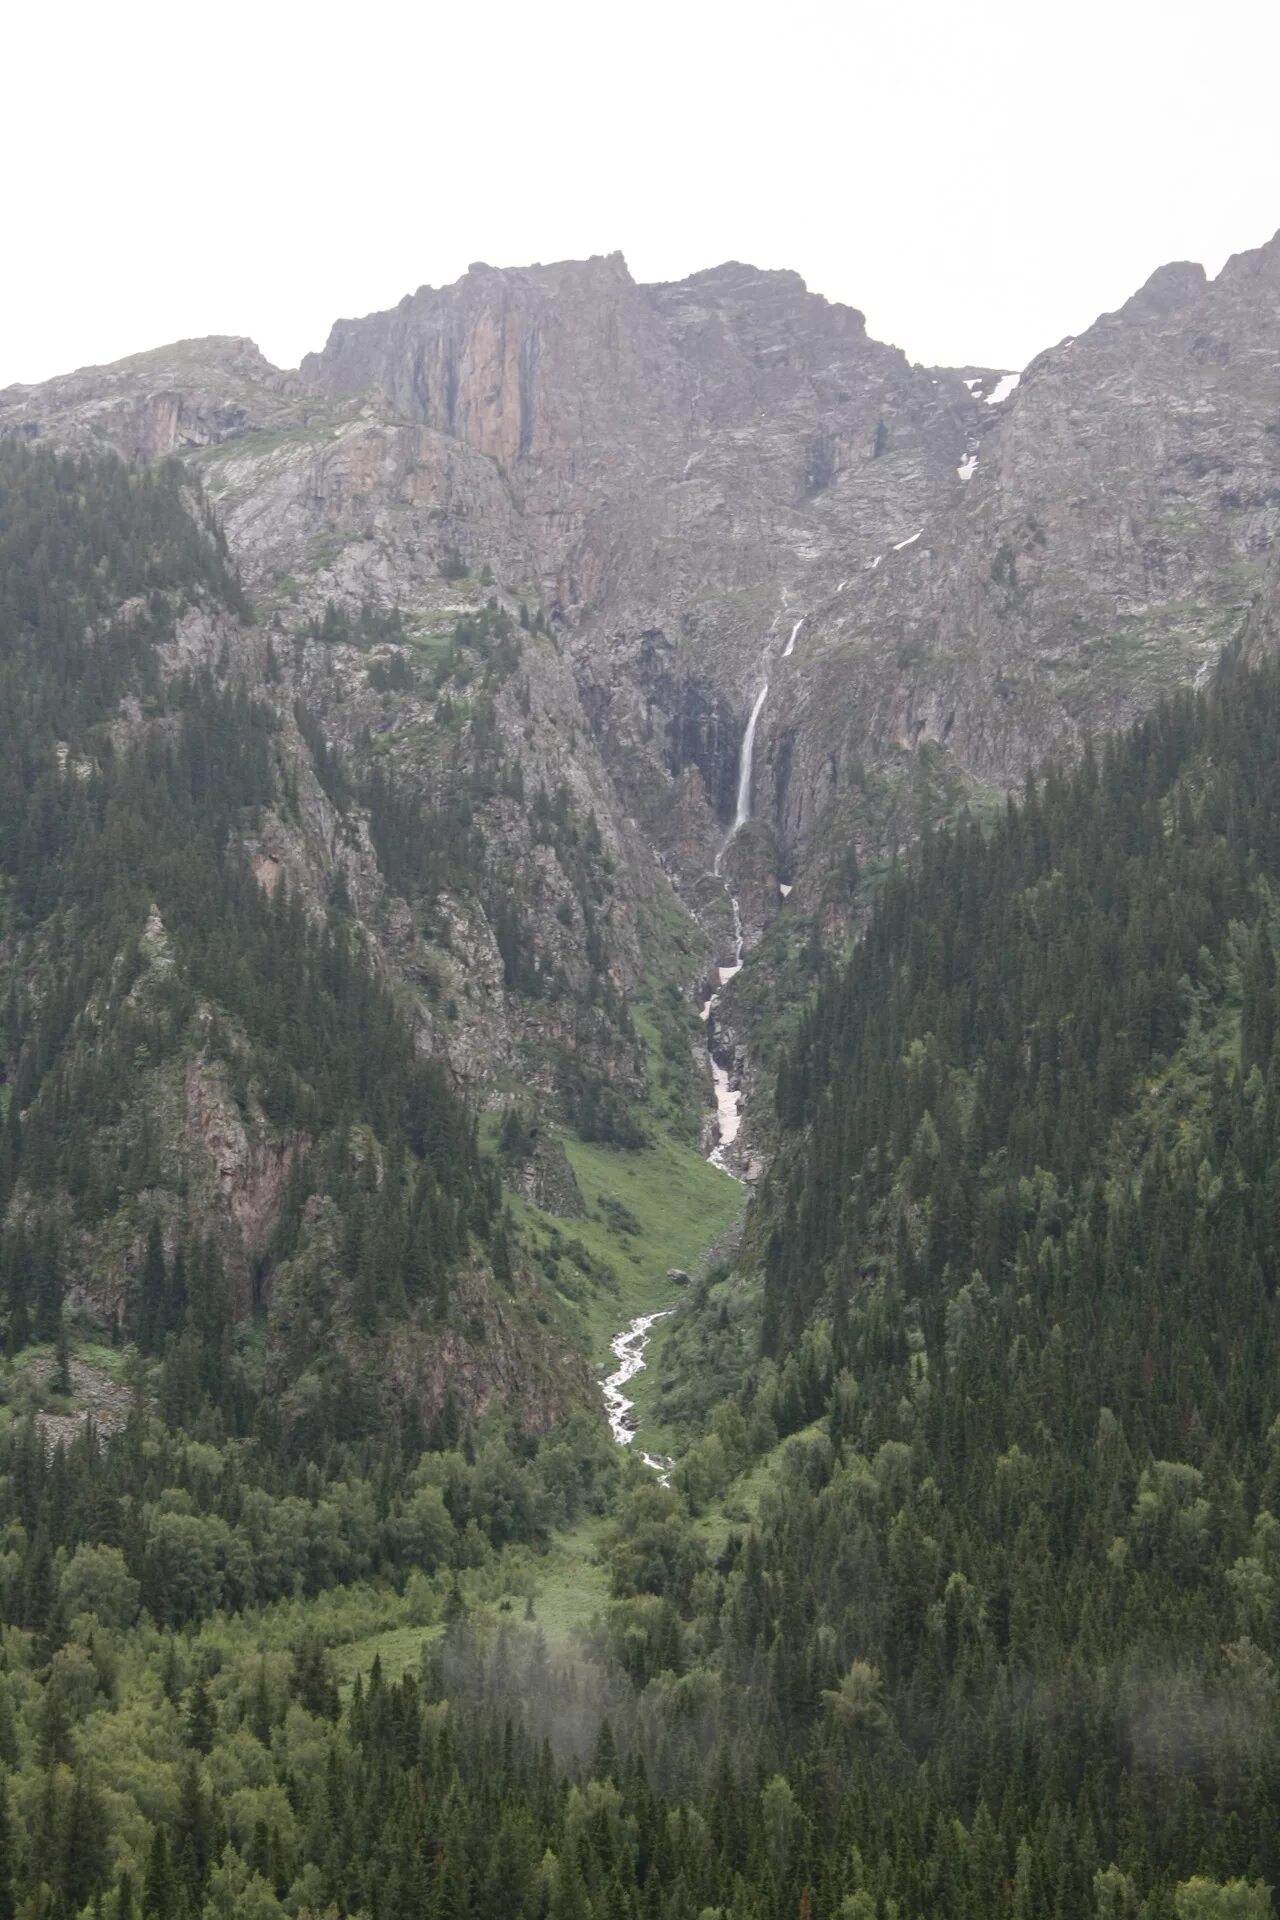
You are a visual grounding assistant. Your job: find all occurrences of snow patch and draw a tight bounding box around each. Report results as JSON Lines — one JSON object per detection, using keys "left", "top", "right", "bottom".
{"left": 782, "top": 616, "right": 805, "bottom": 658}
{"left": 985, "top": 371, "right": 1021, "bottom": 406}
{"left": 892, "top": 529, "right": 923, "bottom": 551}
{"left": 957, "top": 453, "right": 978, "bottom": 482}
{"left": 779, "top": 883, "right": 793, "bottom": 898}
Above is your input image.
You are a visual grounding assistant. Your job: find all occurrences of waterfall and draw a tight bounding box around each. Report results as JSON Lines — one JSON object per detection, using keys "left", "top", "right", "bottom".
{"left": 722, "top": 608, "right": 806, "bottom": 862}
{"left": 604, "top": 619, "right": 805, "bottom": 1461}
{"left": 704, "top": 612, "right": 805, "bottom": 1169}
{"left": 606, "top": 628, "right": 802, "bottom": 1460}
{"left": 726, "top": 681, "right": 769, "bottom": 849}
{"left": 704, "top": 679, "right": 771, "bottom": 1172}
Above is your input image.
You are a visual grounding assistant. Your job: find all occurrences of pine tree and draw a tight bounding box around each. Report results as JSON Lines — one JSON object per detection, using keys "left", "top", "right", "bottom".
{"left": 54, "top": 1310, "right": 71, "bottom": 1396}
{"left": 184, "top": 1672, "right": 215, "bottom": 1755}
{"left": 142, "top": 1828, "right": 173, "bottom": 1919}
{"left": 138, "top": 1220, "right": 167, "bottom": 1354}
{"left": 0, "top": 1770, "right": 15, "bottom": 1920}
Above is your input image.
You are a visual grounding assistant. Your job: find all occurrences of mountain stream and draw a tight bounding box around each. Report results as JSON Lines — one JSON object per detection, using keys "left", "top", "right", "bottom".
{"left": 600, "top": 615, "right": 806, "bottom": 1470}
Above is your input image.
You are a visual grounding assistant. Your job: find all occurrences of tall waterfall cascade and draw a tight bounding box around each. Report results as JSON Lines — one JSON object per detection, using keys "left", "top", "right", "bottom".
{"left": 601, "top": 610, "right": 806, "bottom": 1466}
{"left": 702, "top": 610, "right": 806, "bottom": 1172}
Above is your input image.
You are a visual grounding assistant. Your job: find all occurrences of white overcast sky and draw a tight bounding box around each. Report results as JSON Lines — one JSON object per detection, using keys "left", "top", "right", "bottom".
{"left": 5, "top": 0, "right": 1280, "bottom": 387}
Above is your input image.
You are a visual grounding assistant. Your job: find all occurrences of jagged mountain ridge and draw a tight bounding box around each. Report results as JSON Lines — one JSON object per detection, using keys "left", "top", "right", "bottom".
{"left": 7, "top": 237, "right": 1280, "bottom": 1920}
{"left": 297, "top": 254, "right": 992, "bottom": 890}
{"left": 300, "top": 253, "right": 983, "bottom": 613}
{"left": 770, "top": 232, "right": 1280, "bottom": 902}
{"left": 4, "top": 232, "right": 1280, "bottom": 1169}
{"left": 0, "top": 255, "right": 995, "bottom": 1177}
{"left": 295, "top": 240, "right": 1280, "bottom": 910}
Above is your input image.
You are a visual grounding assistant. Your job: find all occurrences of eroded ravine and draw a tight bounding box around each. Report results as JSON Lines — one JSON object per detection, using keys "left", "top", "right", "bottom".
{"left": 600, "top": 616, "right": 803, "bottom": 1465}
{"left": 703, "top": 617, "right": 805, "bottom": 1173}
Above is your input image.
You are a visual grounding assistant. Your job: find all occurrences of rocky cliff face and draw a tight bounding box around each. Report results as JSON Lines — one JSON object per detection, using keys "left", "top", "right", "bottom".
{"left": 295, "top": 254, "right": 1001, "bottom": 993}
{"left": 0, "top": 336, "right": 305, "bottom": 460}
{"left": 763, "top": 232, "right": 1280, "bottom": 901}
{"left": 2, "top": 323, "right": 702, "bottom": 1144}
{"left": 5, "top": 230, "right": 1280, "bottom": 1171}
{"left": 302, "top": 255, "right": 981, "bottom": 618}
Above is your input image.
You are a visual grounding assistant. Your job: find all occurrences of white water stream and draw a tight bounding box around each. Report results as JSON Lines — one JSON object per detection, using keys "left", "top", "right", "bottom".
{"left": 599, "top": 612, "right": 807, "bottom": 1466}
{"left": 728, "top": 683, "right": 771, "bottom": 836}
{"left": 601, "top": 1311, "right": 675, "bottom": 1476}
{"left": 598, "top": 507, "right": 965, "bottom": 1457}
{"left": 703, "top": 611, "right": 807, "bottom": 1170}
{"left": 702, "top": 682, "right": 766, "bottom": 1170}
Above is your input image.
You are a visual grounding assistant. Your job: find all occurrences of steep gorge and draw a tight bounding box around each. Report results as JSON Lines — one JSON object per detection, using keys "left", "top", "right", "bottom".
{"left": 4, "top": 229, "right": 1280, "bottom": 1294}
{"left": 5, "top": 224, "right": 1280, "bottom": 1920}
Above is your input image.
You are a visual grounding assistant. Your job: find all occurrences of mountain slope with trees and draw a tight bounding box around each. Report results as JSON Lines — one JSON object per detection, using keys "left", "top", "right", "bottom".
{"left": 3, "top": 237, "right": 1280, "bottom": 1919}
{"left": 2, "top": 473, "right": 1279, "bottom": 1910}
{"left": 0, "top": 436, "right": 595, "bottom": 1448}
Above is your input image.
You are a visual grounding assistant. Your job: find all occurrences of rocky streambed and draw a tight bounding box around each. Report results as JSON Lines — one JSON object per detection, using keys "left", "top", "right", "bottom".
{"left": 601, "top": 1310, "right": 676, "bottom": 1478}
{"left": 600, "top": 616, "right": 792, "bottom": 1467}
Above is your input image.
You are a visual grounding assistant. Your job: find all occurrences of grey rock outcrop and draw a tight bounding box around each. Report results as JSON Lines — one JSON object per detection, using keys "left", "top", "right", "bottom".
{"left": 765, "top": 229, "right": 1280, "bottom": 901}
{"left": 301, "top": 254, "right": 989, "bottom": 891}
{"left": 6, "top": 228, "right": 1280, "bottom": 1173}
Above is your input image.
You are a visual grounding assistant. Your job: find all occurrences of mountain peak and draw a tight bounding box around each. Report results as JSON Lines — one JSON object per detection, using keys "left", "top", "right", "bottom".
{"left": 1216, "top": 225, "right": 1280, "bottom": 288}
{"left": 1117, "top": 259, "right": 1208, "bottom": 321}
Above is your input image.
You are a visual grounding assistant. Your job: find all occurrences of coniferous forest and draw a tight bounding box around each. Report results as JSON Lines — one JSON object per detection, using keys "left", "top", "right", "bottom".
{"left": 1, "top": 441, "right": 1279, "bottom": 1920}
